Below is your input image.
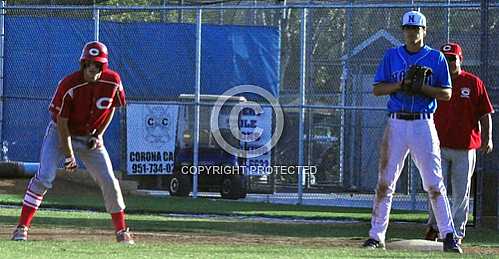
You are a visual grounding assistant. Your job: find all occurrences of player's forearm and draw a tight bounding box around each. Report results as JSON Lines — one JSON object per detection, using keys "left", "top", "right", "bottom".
{"left": 95, "top": 108, "right": 115, "bottom": 136}
{"left": 373, "top": 82, "right": 402, "bottom": 96}
{"left": 421, "top": 85, "right": 451, "bottom": 101}
{"left": 56, "top": 117, "right": 74, "bottom": 157}
{"left": 479, "top": 113, "right": 492, "bottom": 140}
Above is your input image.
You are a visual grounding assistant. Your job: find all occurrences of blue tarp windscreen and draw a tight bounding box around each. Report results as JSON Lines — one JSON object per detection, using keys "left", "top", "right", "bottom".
{"left": 3, "top": 16, "right": 280, "bottom": 169}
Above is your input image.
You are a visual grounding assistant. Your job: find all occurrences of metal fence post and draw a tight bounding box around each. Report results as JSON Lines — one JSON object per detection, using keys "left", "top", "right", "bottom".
{"left": 192, "top": 8, "right": 202, "bottom": 199}
{"left": 446, "top": 0, "right": 450, "bottom": 43}
{"left": 343, "top": 1, "right": 353, "bottom": 188}
{"left": 93, "top": 5, "right": 99, "bottom": 41}
{"left": 161, "top": 0, "right": 167, "bottom": 23}
{"left": 253, "top": 0, "right": 257, "bottom": 25}
{"left": 480, "top": 0, "right": 489, "bottom": 83}
{"left": 297, "top": 8, "right": 308, "bottom": 205}
{"left": 178, "top": 0, "right": 184, "bottom": 23}
{"left": 408, "top": 156, "right": 417, "bottom": 211}
{"left": 478, "top": 0, "right": 496, "bottom": 228}
{"left": 219, "top": 1, "right": 224, "bottom": 25}
{"left": 0, "top": 1, "right": 4, "bottom": 149}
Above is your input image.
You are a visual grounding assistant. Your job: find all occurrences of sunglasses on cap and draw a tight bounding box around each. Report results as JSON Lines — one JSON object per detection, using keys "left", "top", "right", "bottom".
{"left": 445, "top": 55, "right": 457, "bottom": 63}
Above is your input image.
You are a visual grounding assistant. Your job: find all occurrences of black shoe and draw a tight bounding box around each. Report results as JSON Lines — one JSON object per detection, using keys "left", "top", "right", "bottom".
{"left": 362, "top": 238, "right": 385, "bottom": 249}
{"left": 443, "top": 233, "right": 463, "bottom": 253}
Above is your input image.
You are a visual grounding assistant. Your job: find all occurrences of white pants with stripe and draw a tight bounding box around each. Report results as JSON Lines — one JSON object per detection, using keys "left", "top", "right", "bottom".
{"left": 26, "top": 121, "right": 125, "bottom": 213}
{"left": 368, "top": 117, "right": 455, "bottom": 242}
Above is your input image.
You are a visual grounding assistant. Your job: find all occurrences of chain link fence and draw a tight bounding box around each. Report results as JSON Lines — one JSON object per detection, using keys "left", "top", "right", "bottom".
{"left": 1, "top": 1, "right": 498, "bottom": 212}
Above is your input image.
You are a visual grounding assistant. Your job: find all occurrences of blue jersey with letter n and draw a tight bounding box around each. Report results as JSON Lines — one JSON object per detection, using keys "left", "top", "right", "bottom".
{"left": 373, "top": 45, "right": 451, "bottom": 113}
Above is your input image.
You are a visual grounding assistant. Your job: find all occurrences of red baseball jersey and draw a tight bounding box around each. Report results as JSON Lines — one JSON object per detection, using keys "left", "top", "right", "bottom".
{"left": 49, "top": 69, "right": 126, "bottom": 136}
{"left": 434, "top": 70, "right": 494, "bottom": 149}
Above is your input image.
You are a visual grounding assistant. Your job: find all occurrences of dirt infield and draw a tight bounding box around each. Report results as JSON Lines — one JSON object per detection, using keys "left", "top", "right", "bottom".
{"left": 1, "top": 226, "right": 499, "bottom": 255}
{"left": 0, "top": 226, "right": 354, "bottom": 247}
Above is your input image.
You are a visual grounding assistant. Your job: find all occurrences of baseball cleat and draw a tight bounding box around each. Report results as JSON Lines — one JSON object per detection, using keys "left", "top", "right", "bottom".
{"left": 443, "top": 233, "right": 463, "bottom": 253}
{"left": 11, "top": 225, "right": 29, "bottom": 241}
{"left": 116, "top": 227, "right": 135, "bottom": 245}
{"left": 362, "top": 238, "right": 385, "bottom": 250}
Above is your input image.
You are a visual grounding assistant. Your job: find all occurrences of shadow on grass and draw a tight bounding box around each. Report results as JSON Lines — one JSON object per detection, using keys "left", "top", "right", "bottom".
{"left": 0, "top": 194, "right": 428, "bottom": 223}
{"left": 0, "top": 214, "right": 371, "bottom": 238}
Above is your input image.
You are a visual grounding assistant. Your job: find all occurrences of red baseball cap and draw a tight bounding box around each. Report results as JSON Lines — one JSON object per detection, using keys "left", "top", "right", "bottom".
{"left": 440, "top": 42, "right": 463, "bottom": 61}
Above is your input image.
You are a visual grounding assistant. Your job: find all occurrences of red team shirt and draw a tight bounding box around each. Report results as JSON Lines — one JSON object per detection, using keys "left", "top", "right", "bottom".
{"left": 49, "top": 69, "right": 126, "bottom": 136}
{"left": 434, "top": 70, "right": 494, "bottom": 149}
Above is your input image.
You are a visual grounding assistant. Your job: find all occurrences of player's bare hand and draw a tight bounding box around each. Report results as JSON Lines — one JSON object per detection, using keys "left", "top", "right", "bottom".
{"left": 480, "top": 139, "right": 493, "bottom": 154}
{"left": 64, "top": 156, "right": 77, "bottom": 173}
{"left": 87, "top": 135, "right": 102, "bottom": 150}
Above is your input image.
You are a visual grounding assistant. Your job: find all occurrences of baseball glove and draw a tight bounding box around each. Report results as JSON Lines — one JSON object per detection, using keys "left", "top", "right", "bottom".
{"left": 400, "top": 65, "right": 433, "bottom": 96}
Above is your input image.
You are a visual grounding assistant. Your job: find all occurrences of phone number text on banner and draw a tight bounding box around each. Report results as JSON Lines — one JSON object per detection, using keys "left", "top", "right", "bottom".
{"left": 126, "top": 104, "right": 178, "bottom": 175}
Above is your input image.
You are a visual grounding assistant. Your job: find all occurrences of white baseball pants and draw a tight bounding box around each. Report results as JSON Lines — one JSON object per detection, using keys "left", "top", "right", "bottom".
{"left": 369, "top": 117, "right": 455, "bottom": 242}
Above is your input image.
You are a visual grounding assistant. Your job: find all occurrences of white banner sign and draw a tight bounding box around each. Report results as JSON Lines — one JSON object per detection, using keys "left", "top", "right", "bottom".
{"left": 126, "top": 104, "right": 178, "bottom": 175}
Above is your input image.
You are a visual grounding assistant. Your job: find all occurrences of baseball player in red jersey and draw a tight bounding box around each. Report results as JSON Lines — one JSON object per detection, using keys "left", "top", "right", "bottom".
{"left": 425, "top": 42, "right": 494, "bottom": 244}
{"left": 11, "top": 41, "right": 134, "bottom": 244}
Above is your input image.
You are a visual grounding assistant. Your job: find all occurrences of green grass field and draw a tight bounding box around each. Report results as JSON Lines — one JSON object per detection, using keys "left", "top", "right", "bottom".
{"left": 0, "top": 193, "right": 431, "bottom": 222}
{"left": 0, "top": 193, "right": 498, "bottom": 258}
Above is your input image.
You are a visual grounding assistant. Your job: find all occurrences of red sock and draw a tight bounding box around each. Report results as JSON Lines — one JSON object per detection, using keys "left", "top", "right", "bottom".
{"left": 111, "top": 211, "right": 126, "bottom": 232}
{"left": 18, "top": 205, "right": 37, "bottom": 227}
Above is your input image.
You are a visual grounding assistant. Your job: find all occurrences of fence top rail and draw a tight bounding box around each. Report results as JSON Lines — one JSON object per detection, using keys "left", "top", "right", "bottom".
{"left": 2, "top": 3, "right": 486, "bottom": 11}
{"left": 126, "top": 100, "right": 389, "bottom": 111}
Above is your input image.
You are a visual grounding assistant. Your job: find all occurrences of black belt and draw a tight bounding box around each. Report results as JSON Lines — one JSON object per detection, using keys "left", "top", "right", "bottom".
{"left": 388, "top": 112, "right": 432, "bottom": 120}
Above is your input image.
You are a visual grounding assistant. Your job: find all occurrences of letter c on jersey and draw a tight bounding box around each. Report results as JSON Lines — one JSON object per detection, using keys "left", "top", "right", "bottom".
{"left": 96, "top": 97, "right": 113, "bottom": 109}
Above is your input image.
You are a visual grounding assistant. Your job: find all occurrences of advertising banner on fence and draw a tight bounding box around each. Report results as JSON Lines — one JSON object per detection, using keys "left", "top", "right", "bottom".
{"left": 126, "top": 104, "right": 178, "bottom": 175}
{"left": 240, "top": 107, "right": 272, "bottom": 176}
